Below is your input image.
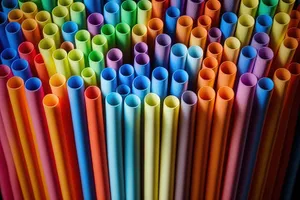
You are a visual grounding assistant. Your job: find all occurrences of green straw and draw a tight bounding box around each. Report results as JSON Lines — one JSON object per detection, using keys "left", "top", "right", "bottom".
{"left": 70, "top": 2, "right": 87, "bottom": 29}
{"left": 52, "top": 5, "right": 70, "bottom": 28}
{"left": 101, "top": 24, "right": 116, "bottom": 50}
{"left": 58, "top": 0, "right": 73, "bottom": 10}
{"left": 35, "top": 11, "right": 52, "bottom": 31}
{"left": 40, "top": 0, "right": 55, "bottom": 12}
{"left": 52, "top": 48, "right": 71, "bottom": 79}
{"left": 68, "top": 49, "right": 85, "bottom": 75}
{"left": 81, "top": 67, "right": 97, "bottom": 87}
{"left": 92, "top": 34, "right": 109, "bottom": 56}
{"left": 116, "top": 22, "right": 131, "bottom": 63}
{"left": 137, "top": 0, "right": 152, "bottom": 26}
{"left": 43, "top": 23, "right": 61, "bottom": 48}
{"left": 257, "top": 0, "right": 279, "bottom": 17}
{"left": 88, "top": 50, "right": 105, "bottom": 85}
{"left": 75, "top": 30, "right": 92, "bottom": 66}
{"left": 121, "top": 0, "right": 137, "bottom": 28}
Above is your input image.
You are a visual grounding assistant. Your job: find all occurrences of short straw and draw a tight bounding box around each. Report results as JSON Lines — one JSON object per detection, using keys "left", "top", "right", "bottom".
{"left": 220, "top": 12, "right": 238, "bottom": 41}
{"left": 70, "top": 2, "right": 87, "bottom": 29}
{"left": 152, "top": 0, "right": 168, "bottom": 19}
{"left": 205, "top": 86, "right": 235, "bottom": 200}
{"left": 176, "top": 15, "right": 193, "bottom": 46}
{"left": 21, "top": 18, "right": 41, "bottom": 48}
{"left": 169, "top": 43, "right": 188, "bottom": 75}
{"left": 236, "top": 46, "right": 257, "bottom": 80}
{"left": 144, "top": 93, "right": 161, "bottom": 200}
{"left": 1, "top": 0, "right": 18, "bottom": 15}
{"left": 234, "top": 14, "right": 255, "bottom": 47}
{"left": 159, "top": 95, "right": 180, "bottom": 200}
{"left": 5, "top": 22, "right": 24, "bottom": 50}
{"left": 206, "top": 42, "right": 223, "bottom": 64}
{"left": 34, "top": 54, "right": 51, "bottom": 94}
{"left": 132, "top": 75, "right": 151, "bottom": 102}
{"left": 189, "top": 26, "right": 207, "bottom": 50}
{"left": 35, "top": 11, "right": 52, "bottom": 32}
{"left": 222, "top": 37, "right": 241, "bottom": 64}
{"left": 170, "top": 69, "right": 189, "bottom": 98}
{"left": 8, "top": 9, "right": 24, "bottom": 24}
{"left": 147, "top": 17, "right": 164, "bottom": 53}
{"left": 165, "top": 6, "right": 180, "bottom": 40}
{"left": 207, "top": 27, "right": 222, "bottom": 44}
{"left": 83, "top": 0, "right": 102, "bottom": 14}
{"left": 101, "top": 24, "right": 116, "bottom": 49}
{"left": 92, "top": 34, "right": 108, "bottom": 56}
{"left": 68, "top": 49, "right": 85, "bottom": 76}
{"left": 88, "top": 50, "right": 105, "bottom": 84}
{"left": 124, "top": 94, "right": 141, "bottom": 200}
{"left": 62, "top": 21, "right": 78, "bottom": 44}
{"left": 250, "top": 32, "right": 270, "bottom": 50}
{"left": 106, "top": 48, "right": 123, "bottom": 71}
{"left": 154, "top": 34, "right": 171, "bottom": 68}
{"left": 238, "top": 0, "right": 259, "bottom": 17}
{"left": 197, "top": 68, "right": 216, "bottom": 90}
{"left": 67, "top": 76, "right": 96, "bottom": 199}
{"left": 100, "top": 67, "right": 117, "bottom": 98}
{"left": 186, "top": 45, "right": 203, "bottom": 90}
{"left": 175, "top": 91, "right": 197, "bottom": 200}
{"left": 119, "top": 64, "right": 135, "bottom": 87}
{"left": 18, "top": 41, "right": 37, "bottom": 76}
{"left": 254, "top": 14, "right": 273, "bottom": 34}
{"left": 21, "top": 2, "right": 38, "bottom": 19}
{"left": 137, "top": 0, "right": 152, "bottom": 25}
{"left": 216, "top": 61, "right": 237, "bottom": 90}
{"left": 81, "top": 67, "right": 97, "bottom": 87}
{"left": 134, "top": 42, "right": 148, "bottom": 57}
{"left": 121, "top": 0, "right": 137, "bottom": 28}
{"left": 11, "top": 59, "right": 32, "bottom": 82}
{"left": 43, "top": 23, "right": 61, "bottom": 48}
{"left": 185, "top": 0, "right": 205, "bottom": 21}
{"left": 52, "top": 5, "right": 70, "bottom": 28}
{"left": 38, "top": 38, "right": 57, "bottom": 76}
{"left": 276, "top": 0, "right": 295, "bottom": 14}
{"left": 0, "top": 12, "right": 9, "bottom": 48}
{"left": 75, "top": 30, "right": 92, "bottom": 64}
{"left": 132, "top": 24, "right": 148, "bottom": 46}
{"left": 134, "top": 53, "right": 150, "bottom": 78}
{"left": 40, "top": 0, "right": 56, "bottom": 12}
{"left": 197, "top": 15, "right": 212, "bottom": 30}
{"left": 257, "top": 0, "right": 279, "bottom": 17}
{"left": 103, "top": 1, "right": 120, "bottom": 26}
{"left": 60, "top": 41, "right": 74, "bottom": 52}
{"left": 105, "top": 92, "right": 125, "bottom": 200}
{"left": 202, "top": 56, "right": 219, "bottom": 74}
{"left": 52, "top": 48, "right": 71, "bottom": 79}
{"left": 116, "top": 84, "right": 131, "bottom": 99}
{"left": 151, "top": 66, "right": 168, "bottom": 100}
{"left": 87, "top": 13, "right": 104, "bottom": 36}
{"left": 252, "top": 47, "right": 274, "bottom": 78}
{"left": 116, "top": 22, "right": 131, "bottom": 63}
{"left": 204, "top": 0, "right": 221, "bottom": 27}
{"left": 84, "top": 86, "right": 111, "bottom": 200}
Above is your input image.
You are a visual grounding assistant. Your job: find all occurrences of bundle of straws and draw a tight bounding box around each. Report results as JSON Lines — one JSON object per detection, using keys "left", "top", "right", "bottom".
{"left": 0, "top": 0, "right": 300, "bottom": 199}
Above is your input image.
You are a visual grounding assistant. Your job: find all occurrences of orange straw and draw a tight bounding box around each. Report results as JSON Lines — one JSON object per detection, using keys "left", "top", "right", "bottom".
{"left": 216, "top": 61, "right": 237, "bottom": 90}
{"left": 8, "top": 9, "right": 24, "bottom": 24}
{"left": 204, "top": 0, "right": 221, "bottom": 27}
{"left": 147, "top": 17, "right": 164, "bottom": 54}
{"left": 201, "top": 57, "right": 219, "bottom": 74}
{"left": 176, "top": 15, "right": 193, "bottom": 46}
{"left": 34, "top": 54, "right": 51, "bottom": 94}
{"left": 197, "top": 68, "right": 216, "bottom": 90}
{"left": 152, "top": 0, "right": 168, "bottom": 19}
{"left": 288, "top": 10, "right": 300, "bottom": 28}
{"left": 197, "top": 15, "right": 212, "bottom": 31}
{"left": 206, "top": 42, "right": 223, "bottom": 64}
{"left": 21, "top": 19, "right": 42, "bottom": 48}
{"left": 189, "top": 26, "right": 208, "bottom": 50}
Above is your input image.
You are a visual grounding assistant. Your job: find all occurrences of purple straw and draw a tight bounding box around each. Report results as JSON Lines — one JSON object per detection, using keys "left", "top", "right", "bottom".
{"left": 207, "top": 27, "right": 222, "bottom": 44}
{"left": 185, "top": 0, "right": 205, "bottom": 21}
{"left": 87, "top": 13, "right": 104, "bottom": 36}
{"left": 133, "top": 42, "right": 148, "bottom": 58}
{"left": 154, "top": 34, "right": 171, "bottom": 68}
{"left": 252, "top": 47, "right": 274, "bottom": 79}
{"left": 250, "top": 32, "right": 270, "bottom": 50}
{"left": 106, "top": 48, "right": 123, "bottom": 71}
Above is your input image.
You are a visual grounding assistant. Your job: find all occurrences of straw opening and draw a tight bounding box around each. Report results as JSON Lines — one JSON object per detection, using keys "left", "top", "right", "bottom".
{"left": 172, "top": 44, "right": 187, "bottom": 57}
{"left": 135, "top": 42, "right": 148, "bottom": 53}
{"left": 223, "top": 12, "right": 237, "bottom": 24}
{"left": 133, "top": 24, "right": 147, "bottom": 36}
{"left": 58, "top": 0, "right": 73, "bottom": 6}
{"left": 39, "top": 38, "right": 55, "bottom": 50}
{"left": 107, "top": 49, "right": 122, "bottom": 61}
{"left": 178, "top": 16, "right": 193, "bottom": 27}
{"left": 36, "top": 11, "right": 50, "bottom": 22}
{"left": 89, "top": 51, "right": 103, "bottom": 62}
{"left": 221, "top": 61, "right": 236, "bottom": 74}
{"left": 125, "top": 94, "right": 140, "bottom": 107}
{"left": 122, "top": 0, "right": 137, "bottom": 12}
{"left": 192, "top": 27, "right": 207, "bottom": 38}
{"left": 21, "top": 2, "right": 37, "bottom": 14}
{"left": 153, "top": 67, "right": 168, "bottom": 80}
{"left": 120, "top": 64, "right": 134, "bottom": 76}
{"left": 101, "top": 24, "right": 115, "bottom": 35}
{"left": 240, "top": 73, "right": 257, "bottom": 87}
{"left": 239, "top": 14, "right": 254, "bottom": 27}
{"left": 93, "top": 35, "right": 107, "bottom": 45}
{"left": 207, "top": 0, "right": 221, "bottom": 10}
{"left": 182, "top": 91, "right": 197, "bottom": 105}
{"left": 116, "top": 23, "right": 130, "bottom": 34}
{"left": 1, "top": 48, "right": 17, "bottom": 60}
{"left": 105, "top": 2, "right": 119, "bottom": 13}
{"left": 133, "top": 76, "right": 150, "bottom": 90}
{"left": 188, "top": 46, "right": 203, "bottom": 58}
{"left": 173, "top": 70, "right": 188, "bottom": 84}
{"left": 25, "top": 77, "right": 41, "bottom": 91}
{"left": 138, "top": 0, "right": 152, "bottom": 11}
{"left": 136, "top": 54, "right": 149, "bottom": 65}
{"left": 258, "top": 47, "right": 273, "bottom": 60}
{"left": 117, "top": 85, "right": 130, "bottom": 96}
{"left": 7, "top": 76, "right": 23, "bottom": 89}
{"left": 164, "top": 96, "right": 179, "bottom": 108}
{"left": 62, "top": 21, "right": 78, "bottom": 33}
{"left": 198, "top": 15, "right": 211, "bottom": 26}
{"left": 0, "top": 65, "right": 11, "bottom": 77}
{"left": 274, "top": 12, "right": 290, "bottom": 25}
{"left": 43, "top": 94, "right": 59, "bottom": 107}
{"left": 145, "top": 93, "right": 160, "bottom": 106}
{"left": 225, "top": 37, "right": 240, "bottom": 49}
{"left": 257, "top": 15, "right": 272, "bottom": 27}
{"left": 71, "top": 2, "right": 85, "bottom": 12}
{"left": 88, "top": 13, "right": 103, "bottom": 26}
{"left": 199, "top": 86, "right": 215, "bottom": 100}
{"left": 53, "top": 49, "right": 67, "bottom": 60}
{"left": 76, "top": 30, "right": 90, "bottom": 42}
{"left": 2, "top": 1, "right": 17, "bottom": 8}
{"left": 258, "top": 77, "right": 274, "bottom": 91}
{"left": 203, "top": 57, "right": 218, "bottom": 68}
{"left": 253, "top": 32, "right": 269, "bottom": 45}
{"left": 200, "top": 68, "right": 215, "bottom": 80}
{"left": 241, "top": 46, "right": 257, "bottom": 59}
{"left": 102, "top": 68, "right": 116, "bottom": 81}
{"left": 6, "top": 22, "right": 20, "bottom": 33}
{"left": 288, "top": 63, "right": 300, "bottom": 75}
{"left": 283, "top": 38, "right": 298, "bottom": 49}
{"left": 34, "top": 54, "right": 44, "bottom": 64}
{"left": 287, "top": 28, "right": 300, "bottom": 40}
{"left": 275, "top": 68, "right": 291, "bottom": 81}
{"left": 106, "top": 93, "right": 122, "bottom": 106}
{"left": 22, "top": 19, "right": 37, "bottom": 31}
{"left": 8, "top": 10, "right": 23, "bottom": 21}
{"left": 11, "top": 59, "right": 28, "bottom": 72}
{"left": 208, "top": 28, "right": 221, "bottom": 38}
{"left": 208, "top": 42, "right": 222, "bottom": 54}
{"left": 218, "top": 86, "right": 234, "bottom": 100}
{"left": 44, "top": 23, "right": 58, "bottom": 35}
{"left": 148, "top": 18, "right": 163, "bottom": 30}
{"left": 85, "top": 86, "right": 100, "bottom": 99}
{"left": 52, "top": 6, "right": 68, "bottom": 17}
{"left": 82, "top": 68, "right": 95, "bottom": 78}
{"left": 68, "top": 50, "right": 83, "bottom": 61}
{"left": 68, "top": 76, "right": 84, "bottom": 89}
{"left": 49, "top": 74, "right": 66, "bottom": 87}
{"left": 243, "top": 0, "right": 258, "bottom": 7}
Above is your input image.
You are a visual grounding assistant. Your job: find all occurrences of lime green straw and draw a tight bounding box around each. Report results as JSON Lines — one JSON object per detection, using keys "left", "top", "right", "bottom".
{"left": 35, "top": 11, "right": 52, "bottom": 31}
{"left": 101, "top": 24, "right": 116, "bottom": 50}
{"left": 92, "top": 35, "right": 109, "bottom": 56}
{"left": 70, "top": 2, "right": 87, "bottom": 29}
{"left": 81, "top": 67, "right": 97, "bottom": 87}
{"left": 137, "top": 0, "right": 152, "bottom": 26}
{"left": 38, "top": 38, "right": 57, "bottom": 76}
{"left": 52, "top": 49, "right": 71, "bottom": 79}
{"left": 88, "top": 50, "right": 105, "bottom": 85}
{"left": 58, "top": 0, "right": 73, "bottom": 10}
{"left": 68, "top": 49, "right": 86, "bottom": 75}
{"left": 257, "top": 0, "right": 279, "bottom": 17}
{"left": 75, "top": 30, "right": 92, "bottom": 66}
{"left": 121, "top": 0, "right": 137, "bottom": 28}
{"left": 52, "top": 5, "right": 70, "bottom": 28}
{"left": 116, "top": 22, "right": 131, "bottom": 63}
{"left": 43, "top": 23, "right": 61, "bottom": 48}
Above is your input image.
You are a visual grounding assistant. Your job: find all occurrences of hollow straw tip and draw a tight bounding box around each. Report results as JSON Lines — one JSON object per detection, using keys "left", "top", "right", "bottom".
{"left": 181, "top": 90, "right": 197, "bottom": 106}
{"left": 25, "top": 77, "right": 42, "bottom": 92}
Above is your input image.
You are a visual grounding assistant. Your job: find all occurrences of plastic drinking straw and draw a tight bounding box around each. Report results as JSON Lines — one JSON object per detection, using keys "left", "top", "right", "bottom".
{"left": 92, "top": 34, "right": 108, "bottom": 56}
{"left": 67, "top": 76, "right": 96, "bottom": 199}
{"left": 202, "top": 56, "right": 219, "bottom": 74}
{"left": 190, "top": 86, "right": 215, "bottom": 200}
{"left": 132, "top": 75, "right": 151, "bottom": 102}
{"left": 61, "top": 41, "right": 74, "bottom": 52}
{"left": 175, "top": 15, "right": 193, "bottom": 46}
{"left": 197, "top": 67, "right": 216, "bottom": 90}
{"left": 7, "top": 76, "right": 46, "bottom": 200}
{"left": 8, "top": 9, "right": 24, "bottom": 24}
{"left": 11, "top": 59, "right": 32, "bottom": 82}
{"left": 116, "top": 84, "right": 131, "bottom": 99}
{"left": 0, "top": 65, "right": 34, "bottom": 200}
{"left": 104, "top": 1, "right": 120, "bottom": 26}
{"left": 52, "top": 6, "right": 69, "bottom": 28}
{"left": 249, "top": 68, "right": 291, "bottom": 200}
{"left": 276, "top": 0, "right": 295, "bottom": 14}
{"left": 189, "top": 26, "right": 207, "bottom": 50}
{"left": 254, "top": 14, "right": 273, "bottom": 34}
{"left": 134, "top": 53, "right": 150, "bottom": 78}
{"left": 81, "top": 67, "right": 97, "bottom": 87}
{"left": 220, "top": 12, "right": 238, "bottom": 42}
{"left": 197, "top": 15, "right": 212, "bottom": 30}
{"left": 205, "top": 86, "right": 235, "bottom": 200}
{"left": 83, "top": 0, "right": 102, "bottom": 14}
{"left": 49, "top": 74, "right": 83, "bottom": 200}
{"left": 35, "top": 11, "right": 51, "bottom": 32}
{"left": 62, "top": 21, "right": 78, "bottom": 45}
{"left": 21, "top": 2, "right": 37, "bottom": 19}
{"left": 286, "top": 27, "right": 300, "bottom": 62}
{"left": 39, "top": 0, "right": 55, "bottom": 12}
{"left": 123, "top": 94, "right": 141, "bottom": 200}
{"left": 43, "top": 23, "right": 61, "bottom": 48}
{"left": 207, "top": 27, "right": 222, "bottom": 44}
{"left": 204, "top": 0, "right": 221, "bottom": 27}
{"left": 159, "top": 95, "right": 180, "bottom": 200}
{"left": 134, "top": 42, "right": 148, "bottom": 57}
{"left": 169, "top": 43, "right": 188, "bottom": 75}
{"left": 170, "top": 0, "right": 185, "bottom": 12}
{"left": 0, "top": 12, "right": 9, "bottom": 49}
{"left": 222, "top": 37, "right": 241, "bottom": 64}
{"left": 70, "top": 2, "right": 86, "bottom": 29}
{"left": 101, "top": 24, "right": 116, "bottom": 49}
{"left": 67, "top": 49, "right": 85, "bottom": 76}
{"left": 21, "top": 18, "right": 42, "bottom": 48}
{"left": 100, "top": 67, "right": 117, "bottom": 98}
{"left": 262, "top": 63, "right": 300, "bottom": 200}
{"left": 236, "top": 46, "right": 257, "bottom": 80}
{"left": 84, "top": 86, "right": 111, "bottom": 200}
{"left": 58, "top": 0, "right": 73, "bottom": 9}
{"left": 0, "top": 48, "right": 19, "bottom": 67}
{"left": 221, "top": 73, "right": 257, "bottom": 200}
{"left": 222, "top": 0, "right": 240, "bottom": 13}
{"left": 121, "top": 0, "right": 137, "bottom": 28}
{"left": 238, "top": 0, "right": 259, "bottom": 17}
{"left": 152, "top": 0, "right": 168, "bottom": 19}
{"left": 174, "top": 91, "right": 197, "bottom": 200}
{"left": 106, "top": 48, "right": 123, "bottom": 71}
{"left": 186, "top": 45, "right": 203, "bottom": 90}
{"left": 144, "top": 93, "right": 160, "bottom": 200}
{"left": 18, "top": 43, "right": 37, "bottom": 77}
{"left": 132, "top": 24, "right": 147, "bottom": 47}
{"left": 75, "top": 30, "right": 92, "bottom": 64}
{"left": 269, "top": 37, "right": 298, "bottom": 76}
{"left": 252, "top": 47, "right": 274, "bottom": 78}
{"left": 154, "top": 34, "right": 171, "bottom": 69}
{"left": 5, "top": 22, "right": 24, "bottom": 50}
{"left": 151, "top": 66, "right": 168, "bottom": 100}
{"left": 170, "top": 69, "right": 189, "bottom": 99}
{"left": 234, "top": 14, "right": 255, "bottom": 47}
{"left": 24, "top": 78, "right": 60, "bottom": 200}
{"left": 105, "top": 92, "right": 125, "bottom": 200}
{"left": 1, "top": 0, "right": 18, "bottom": 15}
{"left": 257, "top": 0, "right": 279, "bottom": 16}
{"left": 147, "top": 17, "right": 164, "bottom": 53}
{"left": 87, "top": 13, "right": 104, "bottom": 37}
{"left": 43, "top": 94, "right": 73, "bottom": 200}
{"left": 206, "top": 42, "right": 223, "bottom": 64}
{"left": 289, "top": 10, "right": 300, "bottom": 28}
{"left": 88, "top": 50, "right": 105, "bottom": 84}
{"left": 116, "top": 22, "right": 131, "bottom": 63}
{"left": 269, "top": 12, "right": 290, "bottom": 53}
{"left": 165, "top": 6, "right": 180, "bottom": 41}
{"left": 119, "top": 64, "right": 135, "bottom": 87}
{"left": 52, "top": 49, "right": 71, "bottom": 79}
{"left": 216, "top": 61, "right": 237, "bottom": 90}
{"left": 38, "top": 38, "right": 57, "bottom": 76}
{"left": 137, "top": 0, "right": 152, "bottom": 25}
{"left": 250, "top": 32, "right": 270, "bottom": 50}
{"left": 185, "top": 0, "right": 205, "bottom": 21}
{"left": 237, "top": 77, "right": 274, "bottom": 200}
{"left": 34, "top": 54, "right": 51, "bottom": 94}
